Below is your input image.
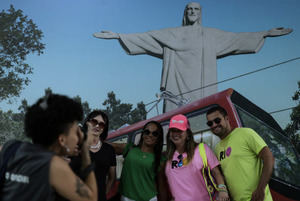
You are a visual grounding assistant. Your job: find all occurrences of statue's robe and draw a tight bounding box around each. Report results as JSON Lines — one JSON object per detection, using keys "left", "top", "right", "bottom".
{"left": 119, "top": 26, "right": 266, "bottom": 112}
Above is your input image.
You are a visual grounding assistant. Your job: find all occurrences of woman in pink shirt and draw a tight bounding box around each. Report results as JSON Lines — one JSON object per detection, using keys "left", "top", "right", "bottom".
{"left": 165, "top": 114, "right": 230, "bottom": 201}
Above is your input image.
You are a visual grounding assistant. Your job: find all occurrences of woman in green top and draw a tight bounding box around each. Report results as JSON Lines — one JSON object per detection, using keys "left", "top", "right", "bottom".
{"left": 110, "top": 121, "right": 166, "bottom": 201}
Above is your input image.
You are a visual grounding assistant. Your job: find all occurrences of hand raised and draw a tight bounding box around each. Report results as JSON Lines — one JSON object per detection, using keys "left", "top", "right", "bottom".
{"left": 93, "top": 30, "right": 120, "bottom": 39}
{"left": 266, "top": 27, "right": 293, "bottom": 37}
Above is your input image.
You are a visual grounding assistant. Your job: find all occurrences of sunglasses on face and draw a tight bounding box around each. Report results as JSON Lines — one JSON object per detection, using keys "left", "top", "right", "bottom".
{"left": 142, "top": 129, "right": 160, "bottom": 137}
{"left": 89, "top": 119, "right": 105, "bottom": 129}
{"left": 178, "top": 154, "right": 183, "bottom": 167}
{"left": 206, "top": 117, "right": 222, "bottom": 127}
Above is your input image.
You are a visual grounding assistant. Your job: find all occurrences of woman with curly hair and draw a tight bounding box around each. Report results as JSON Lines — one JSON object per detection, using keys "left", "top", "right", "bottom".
{"left": 0, "top": 93, "right": 97, "bottom": 201}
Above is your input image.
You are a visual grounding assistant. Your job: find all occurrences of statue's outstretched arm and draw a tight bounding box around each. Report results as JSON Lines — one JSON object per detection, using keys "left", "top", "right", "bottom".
{"left": 264, "top": 27, "right": 293, "bottom": 37}
{"left": 93, "top": 30, "right": 120, "bottom": 39}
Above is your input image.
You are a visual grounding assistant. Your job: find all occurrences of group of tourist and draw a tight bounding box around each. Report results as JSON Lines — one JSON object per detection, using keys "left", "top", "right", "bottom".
{"left": 0, "top": 1, "right": 279, "bottom": 200}
{"left": 0, "top": 92, "right": 274, "bottom": 201}
{"left": 112, "top": 108, "right": 273, "bottom": 201}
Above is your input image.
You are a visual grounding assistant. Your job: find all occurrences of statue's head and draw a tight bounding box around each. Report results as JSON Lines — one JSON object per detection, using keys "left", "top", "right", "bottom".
{"left": 182, "top": 2, "right": 202, "bottom": 26}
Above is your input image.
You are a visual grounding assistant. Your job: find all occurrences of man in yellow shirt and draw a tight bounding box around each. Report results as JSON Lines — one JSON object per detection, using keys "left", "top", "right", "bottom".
{"left": 206, "top": 106, "right": 274, "bottom": 201}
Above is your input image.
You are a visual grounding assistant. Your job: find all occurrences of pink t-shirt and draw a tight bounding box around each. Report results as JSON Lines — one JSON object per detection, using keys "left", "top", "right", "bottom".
{"left": 165, "top": 144, "right": 219, "bottom": 201}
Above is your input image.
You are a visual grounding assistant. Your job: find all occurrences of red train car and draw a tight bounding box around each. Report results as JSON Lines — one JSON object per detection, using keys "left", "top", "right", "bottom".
{"left": 106, "top": 88, "right": 300, "bottom": 201}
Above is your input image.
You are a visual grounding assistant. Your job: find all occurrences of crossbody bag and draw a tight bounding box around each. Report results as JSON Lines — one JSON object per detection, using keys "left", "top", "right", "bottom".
{"left": 198, "top": 143, "right": 219, "bottom": 201}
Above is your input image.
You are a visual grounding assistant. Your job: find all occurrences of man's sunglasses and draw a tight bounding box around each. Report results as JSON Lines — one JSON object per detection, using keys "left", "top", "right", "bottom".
{"left": 142, "top": 129, "right": 160, "bottom": 137}
{"left": 206, "top": 117, "right": 221, "bottom": 127}
{"left": 89, "top": 119, "right": 105, "bottom": 129}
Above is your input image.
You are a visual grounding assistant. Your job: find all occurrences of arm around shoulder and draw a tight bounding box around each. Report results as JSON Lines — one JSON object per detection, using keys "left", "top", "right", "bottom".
{"left": 107, "top": 142, "right": 127, "bottom": 155}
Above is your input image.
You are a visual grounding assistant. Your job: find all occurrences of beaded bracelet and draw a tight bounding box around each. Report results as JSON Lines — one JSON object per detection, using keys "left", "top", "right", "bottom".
{"left": 218, "top": 184, "right": 228, "bottom": 193}
{"left": 218, "top": 188, "right": 228, "bottom": 193}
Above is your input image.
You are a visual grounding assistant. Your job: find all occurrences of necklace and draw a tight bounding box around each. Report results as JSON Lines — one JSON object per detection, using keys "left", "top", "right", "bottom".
{"left": 62, "top": 156, "right": 71, "bottom": 163}
{"left": 141, "top": 150, "right": 148, "bottom": 159}
{"left": 90, "top": 141, "right": 101, "bottom": 149}
{"left": 140, "top": 146, "right": 153, "bottom": 159}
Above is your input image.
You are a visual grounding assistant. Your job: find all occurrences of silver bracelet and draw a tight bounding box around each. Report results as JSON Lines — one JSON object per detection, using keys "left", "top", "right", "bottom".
{"left": 218, "top": 184, "right": 227, "bottom": 189}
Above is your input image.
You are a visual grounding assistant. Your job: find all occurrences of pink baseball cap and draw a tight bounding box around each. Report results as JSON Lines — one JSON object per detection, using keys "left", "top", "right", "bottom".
{"left": 169, "top": 114, "right": 190, "bottom": 131}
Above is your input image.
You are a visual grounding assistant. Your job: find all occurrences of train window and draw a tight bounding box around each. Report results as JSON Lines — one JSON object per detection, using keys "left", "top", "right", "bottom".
{"left": 193, "top": 130, "right": 220, "bottom": 149}
{"left": 188, "top": 113, "right": 220, "bottom": 148}
{"left": 161, "top": 124, "right": 169, "bottom": 152}
{"left": 188, "top": 113, "right": 209, "bottom": 133}
{"left": 134, "top": 132, "right": 141, "bottom": 145}
{"left": 236, "top": 106, "right": 300, "bottom": 187}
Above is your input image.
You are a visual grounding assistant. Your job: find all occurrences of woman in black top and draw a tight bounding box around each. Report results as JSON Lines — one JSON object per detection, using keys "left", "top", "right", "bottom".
{"left": 82, "top": 110, "right": 116, "bottom": 201}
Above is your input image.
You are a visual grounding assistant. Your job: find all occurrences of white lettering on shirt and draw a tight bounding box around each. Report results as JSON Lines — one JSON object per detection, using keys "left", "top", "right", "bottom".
{"left": 5, "top": 172, "right": 29, "bottom": 184}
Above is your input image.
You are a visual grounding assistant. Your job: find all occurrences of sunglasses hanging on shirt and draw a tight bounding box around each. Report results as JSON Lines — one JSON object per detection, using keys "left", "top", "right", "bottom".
{"left": 178, "top": 154, "right": 183, "bottom": 167}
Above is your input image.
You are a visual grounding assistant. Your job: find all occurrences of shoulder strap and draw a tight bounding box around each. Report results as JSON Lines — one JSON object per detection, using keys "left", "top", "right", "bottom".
{"left": 198, "top": 143, "right": 208, "bottom": 168}
{"left": 0, "top": 141, "right": 22, "bottom": 185}
{"left": 199, "top": 143, "right": 220, "bottom": 201}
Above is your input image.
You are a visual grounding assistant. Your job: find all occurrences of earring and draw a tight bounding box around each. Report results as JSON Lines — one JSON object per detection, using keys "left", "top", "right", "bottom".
{"left": 64, "top": 145, "right": 70, "bottom": 153}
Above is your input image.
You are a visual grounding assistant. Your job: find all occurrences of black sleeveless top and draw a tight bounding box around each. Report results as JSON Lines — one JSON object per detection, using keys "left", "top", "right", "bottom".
{"left": 0, "top": 140, "right": 55, "bottom": 201}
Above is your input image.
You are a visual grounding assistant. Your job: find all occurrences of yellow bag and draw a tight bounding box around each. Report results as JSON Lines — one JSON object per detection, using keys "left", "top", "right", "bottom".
{"left": 199, "top": 143, "right": 219, "bottom": 201}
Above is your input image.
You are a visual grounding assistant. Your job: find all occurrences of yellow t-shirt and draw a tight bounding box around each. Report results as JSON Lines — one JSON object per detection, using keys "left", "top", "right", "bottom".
{"left": 214, "top": 128, "right": 273, "bottom": 201}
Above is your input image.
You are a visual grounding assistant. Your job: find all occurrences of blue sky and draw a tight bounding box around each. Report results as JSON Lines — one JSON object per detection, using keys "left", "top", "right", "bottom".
{"left": 0, "top": 0, "right": 300, "bottom": 128}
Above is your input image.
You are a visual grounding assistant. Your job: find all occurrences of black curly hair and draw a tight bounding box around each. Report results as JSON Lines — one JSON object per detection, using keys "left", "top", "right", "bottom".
{"left": 24, "top": 94, "right": 83, "bottom": 147}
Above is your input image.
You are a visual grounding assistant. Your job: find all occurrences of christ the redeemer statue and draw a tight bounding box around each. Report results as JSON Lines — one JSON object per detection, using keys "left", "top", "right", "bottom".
{"left": 93, "top": 2, "right": 292, "bottom": 112}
